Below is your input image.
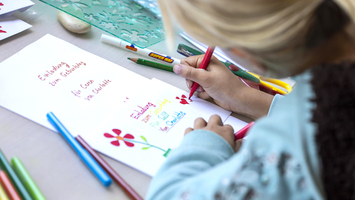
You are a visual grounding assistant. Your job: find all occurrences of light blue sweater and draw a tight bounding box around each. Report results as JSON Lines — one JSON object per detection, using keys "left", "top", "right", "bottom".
{"left": 146, "top": 72, "right": 326, "bottom": 200}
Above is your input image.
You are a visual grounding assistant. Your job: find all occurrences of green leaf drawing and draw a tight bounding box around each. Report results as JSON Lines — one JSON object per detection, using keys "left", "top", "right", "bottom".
{"left": 142, "top": 147, "right": 150, "bottom": 150}
{"left": 140, "top": 136, "right": 148, "bottom": 143}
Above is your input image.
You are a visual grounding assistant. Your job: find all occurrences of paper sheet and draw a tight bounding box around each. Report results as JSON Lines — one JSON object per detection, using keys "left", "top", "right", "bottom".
{"left": 0, "top": 0, "right": 34, "bottom": 17}
{"left": 0, "top": 34, "right": 150, "bottom": 135}
{"left": 84, "top": 78, "right": 231, "bottom": 176}
{"left": 0, "top": 16, "right": 32, "bottom": 41}
{"left": 0, "top": 34, "right": 233, "bottom": 176}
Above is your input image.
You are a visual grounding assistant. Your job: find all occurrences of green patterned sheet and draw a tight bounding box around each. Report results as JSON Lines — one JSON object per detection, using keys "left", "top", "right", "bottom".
{"left": 40, "top": 0, "right": 165, "bottom": 48}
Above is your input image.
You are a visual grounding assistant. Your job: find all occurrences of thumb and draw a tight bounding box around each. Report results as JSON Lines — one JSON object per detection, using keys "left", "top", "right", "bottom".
{"left": 174, "top": 64, "right": 209, "bottom": 84}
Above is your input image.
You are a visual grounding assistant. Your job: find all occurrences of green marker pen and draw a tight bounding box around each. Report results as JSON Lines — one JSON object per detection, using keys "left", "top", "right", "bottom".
{"left": 177, "top": 43, "right": 260, "bottom": 83}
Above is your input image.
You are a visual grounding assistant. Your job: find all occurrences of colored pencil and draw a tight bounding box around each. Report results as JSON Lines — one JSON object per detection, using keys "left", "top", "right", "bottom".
{"left": 128, "top": 57, "right": 174, "bottom": 73}
{"left": 46, "top": 112, "right": 112, "bottom": 187}
{"left": 0, "top": 170, "right": 21, "bottom": 200}
{"left": 188, "top": 46, "right": 215, "bottom": 99}
{"left": 234, "top": 121, "right": 255, "bottom": 141}
{"left": 75, "top": 135, "right": 143, "bottom": 200}
{"left": 11, "top": 157, "right": 46, "bottom": 200}
{"left": 0, "top": 149, "right": 32, "bottom": 200}
{"left": 0, "top": 179, "right": 10, "bottom": 200}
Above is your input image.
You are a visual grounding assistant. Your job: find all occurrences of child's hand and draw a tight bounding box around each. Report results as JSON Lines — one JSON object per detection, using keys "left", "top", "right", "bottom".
{"left": 185, "top": 115, "right": 242, "bottom": 152}
{"left": 174, "top": 55, "right": 247, "bottom": 111}
{"left": 174, "top": 55, "right": 274, "bottom": 119}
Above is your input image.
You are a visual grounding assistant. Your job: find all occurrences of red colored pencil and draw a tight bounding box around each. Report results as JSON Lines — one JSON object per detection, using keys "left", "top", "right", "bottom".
{"left": 188, "top": 46, "right": 215, "bottom": 99}
{"left": 0, "top": 170, "right": 21, "bottom": 200}
{"left": 234, "top": 121, "right": 254, "bottom": 141}
{"left": 75, "top": 136, "right": 143, "bottom": 200}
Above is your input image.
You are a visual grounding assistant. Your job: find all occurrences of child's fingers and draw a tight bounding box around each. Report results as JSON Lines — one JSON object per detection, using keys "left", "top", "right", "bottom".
{"left": 223, "top": 124, "right": 234, "bottom": 133}
{"left": 194, "top": 117, "right": 207, "bottom": 129}
{"left": 186, "top": 80, "right": 205, "bottom": 92}
{"left": 186, "top": 80, "right": 193, "bottom": 89}
{"left": 196, "top": 86, "right": 204, "bottom": 92}
{"left": 173, "top": 64, "right": 209, "bottom": 84}
{"left": 207, "top": 114, "right": 223, "bottom": 126}
{"left": 196, "top": 91, "right": 211, "bottom": 99}
{"left": 184, "top": 128, "right": 194, "bottom": 135}
{"left": 180, "top": 55, "right": 207, "bottom": 69}
{"left": 234, "top": 139, "right": 243, "bottom": 152}
{"left": 181, "top": 55, "right": 220, "bottom": 69}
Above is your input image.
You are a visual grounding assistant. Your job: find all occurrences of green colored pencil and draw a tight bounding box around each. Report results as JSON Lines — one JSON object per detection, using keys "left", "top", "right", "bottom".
{"left": 128, "top": 57, "right": 174, "bottom": 72}
{"left": 11, "top": 157, "right": 46, "bottom": 200}
{"left": 0, "top": 180, "right": 10, "bottom": 200}
{"left": 0, "top": 149, "right": 33, "bottom": 200}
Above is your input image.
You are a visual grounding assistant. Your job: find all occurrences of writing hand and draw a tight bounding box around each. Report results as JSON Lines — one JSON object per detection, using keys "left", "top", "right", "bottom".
{"left": 174, "top": 55, "right": 273, "bottom": 119}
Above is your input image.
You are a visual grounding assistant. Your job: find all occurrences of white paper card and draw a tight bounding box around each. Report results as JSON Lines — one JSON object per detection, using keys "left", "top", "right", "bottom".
{"left": 0, "top": 34, "right": 150, "bottom": 135}
{"left": 0, "top": 16, "right": 32, "bottom": 41}
{"left": 84, "top": 78, "right": 232, "bottom": 176}
{"left": 0, "top": 34, "right": 233, "bottom": 177}
{"left": 0, "top": 0, "right": 34, "bottom": 17}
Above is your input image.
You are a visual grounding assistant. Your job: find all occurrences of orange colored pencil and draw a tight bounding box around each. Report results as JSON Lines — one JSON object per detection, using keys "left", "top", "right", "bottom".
{"left": 0, "top": 170, "right": 21, "bottom": 200}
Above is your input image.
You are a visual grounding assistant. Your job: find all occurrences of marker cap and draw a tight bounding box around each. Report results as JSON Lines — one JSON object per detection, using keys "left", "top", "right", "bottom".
{"left": 101, "top": 34, "right": 131, "bottom": 49}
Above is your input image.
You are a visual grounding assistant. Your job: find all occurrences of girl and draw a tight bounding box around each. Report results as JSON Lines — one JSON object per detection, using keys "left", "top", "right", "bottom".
{"left": 147, "top": 0, "right": 355, "bottom": 199}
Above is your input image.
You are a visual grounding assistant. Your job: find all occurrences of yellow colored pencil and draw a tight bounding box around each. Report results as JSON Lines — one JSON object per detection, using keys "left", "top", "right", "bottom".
{"left": 0, "top": 181, "right": 9, "bottom": 200}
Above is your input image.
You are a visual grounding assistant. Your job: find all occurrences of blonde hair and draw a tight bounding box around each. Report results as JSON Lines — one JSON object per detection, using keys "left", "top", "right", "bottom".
{"left": 158, "top": 0, "right": 355, "bottom": 76}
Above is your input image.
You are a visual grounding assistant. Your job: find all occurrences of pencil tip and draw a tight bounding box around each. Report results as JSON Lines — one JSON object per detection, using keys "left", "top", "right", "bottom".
{"left": 127, "top": 57, "right": 131, "bottom": 60}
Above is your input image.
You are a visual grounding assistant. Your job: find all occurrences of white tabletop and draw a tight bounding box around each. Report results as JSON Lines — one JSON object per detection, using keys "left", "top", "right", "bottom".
{"left": 0, "top": 1, "right": 256, "bottom": 199}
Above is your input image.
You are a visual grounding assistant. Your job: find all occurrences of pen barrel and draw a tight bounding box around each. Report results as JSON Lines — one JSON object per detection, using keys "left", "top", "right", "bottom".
{"left": 189, "top": 46, "right": 215, "bottom": 98}
{"left": 234, "top": 121, "right": 254, "bottom": 141}
{"left": 199, "top": 47, "right": 215, "bottom": 70}
{"left": 47, "top": 112, "right": 112, "bottom": 187}
{"left": 78, "top": 150, "right": 112, "bottom": 187}
{"left": 101, "top": 34, "right": 180, "bottom": 66}
{"left": 190, "top": 83, "right": 199, "bottom": 93}
{"left": 231, "top": 69, "right": 260, "bottom": 84}
{"left": 142, "top": 51, "right": 180, "bottom": 66}
{"left": 11, "top": 157, "right": 46, "bottom": 200}
{"left": 176, "top": 44, "right": 261, "bottom": 84}
{"left": 47, "top": 113, "right": 84, "bottom": 152}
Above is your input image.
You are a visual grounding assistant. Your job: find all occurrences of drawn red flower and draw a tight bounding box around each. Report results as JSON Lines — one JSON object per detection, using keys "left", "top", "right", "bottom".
{"left": 104, "top": 129, "right": 134, "bottom": 147}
